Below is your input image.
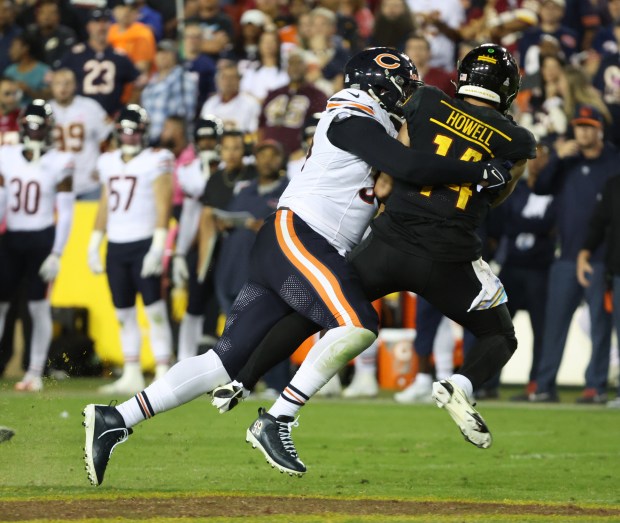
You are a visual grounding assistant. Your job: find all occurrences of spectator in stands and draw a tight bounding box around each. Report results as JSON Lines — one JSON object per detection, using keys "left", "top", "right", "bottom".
{"left": 578, "top": 174, "right": 620, "bottom": 408}
{"left": 488, "top": 143, "right": 556, "bottom": 401}
{"left": 316, "top": 0, "right": 360, "bottom": 52}
{"left": 593, "top": 21, "right": 620, "bottom": 147}
{"left": 187, "top": 0, "right": 234, "bottom": 61}
{"left": 140, "top": 40, "right": 198, "bottom": 144}
{"left": 240, "top": 30, "right": 289, "bottom": 103}
{"left": 407, "top": 0, "right": 465, "bottom": 72}
{"left": 530, "top": 104, "right": 617, "bottom": 403}
{"left": 278, "top": 0, "right": 311, "bottom": 48}
{"left": 24, "top": 0, "right": 76, "bottom": 69}
{"left": 159, "top": 114, "right": 196, "bottom": 220}
{"left": 107, "top": 0, "right": 156, "bottom": 75}
{"left": 200, "top": 60, "right": 261, "bottom": 133}
{"left": 258, "top": 50, "right": 327, "bottom": 157}
{"left": 4, "top": 34, "right": 50, "bottom": 107}
{"left": 49, "top": 68, "right": 112, "bottom": 200}
{"left": 57, "top": 8, "right": 141, "bottom": 117}
{"left": 0, "top": 77, "right": 20, "bottom": 145}
{"left": 404, "top": 33, "right": 453, "bottom": 95}
{"left": 305, "top": 7, "right": 350, "bottom": 93}
{"left": 371, "top": 0, "right": 415, "bottom": 51}
{"left": 518, "top": 0, "right": 578, "bottom": 75}
{"left": 0, "top": 0, "right": 21, "bottom": 74}
{"left": 592, "top": 0, "right": 620, "bottom": 56}
{"left": 230, "top": 9, "right": 267, "bottom": 73}
{"left": 339, "top": 0, "right": 374, "bottom": 44}
{"left": 181, "top": 21, "right": 216, "bottom": 118}
{"left": 562, "top": 0, "right": 601, "bottom": 51}
{"left": 133, "top": 0, "right": 163, "bottom": 41}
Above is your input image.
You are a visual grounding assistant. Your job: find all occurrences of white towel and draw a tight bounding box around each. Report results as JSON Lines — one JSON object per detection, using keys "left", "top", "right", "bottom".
{"left": 468, "top": 258, "right": 508, "bottom": 312}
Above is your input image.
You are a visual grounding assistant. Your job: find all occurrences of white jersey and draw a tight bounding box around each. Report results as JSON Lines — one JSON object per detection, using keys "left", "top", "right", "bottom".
{"left": 278, "top": 88, "right": 397, "bottom": 255}
{"left": 98, "top": 147, "right": 173, "bottom": 243}
{"left": 200, "top": 92, "right": 261, "bottom": 133}
{"left": 177, "top": 157, "right": 208, "bottom": 199}
{"left": 50, "top": 95, "right": 112, "bottom": 196}
{"left": 0, "top": 145, "right": 74, "bottom": 231}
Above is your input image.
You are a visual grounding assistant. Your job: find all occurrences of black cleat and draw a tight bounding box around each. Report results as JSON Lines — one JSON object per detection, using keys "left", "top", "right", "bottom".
{"left": 246, "top": 407, "right": 306, "bottom": 476}
{"left": 82, "top": 404, "right": 132, "bottom": 486}
{"left": 0, "top": 426, "right": 15, "bottom": 443}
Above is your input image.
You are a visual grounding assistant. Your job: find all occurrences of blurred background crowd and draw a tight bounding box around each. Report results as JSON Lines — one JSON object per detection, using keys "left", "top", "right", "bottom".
{"left": 1, "top": 0, "right": 620, "bottom": 407}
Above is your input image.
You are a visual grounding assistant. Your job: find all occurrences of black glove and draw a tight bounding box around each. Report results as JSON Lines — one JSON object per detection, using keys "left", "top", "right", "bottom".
{"left": 480, "top": 159, "right": 514, "bottom": 190}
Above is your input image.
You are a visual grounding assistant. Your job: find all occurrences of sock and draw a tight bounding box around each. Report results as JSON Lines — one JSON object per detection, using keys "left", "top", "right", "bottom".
{"left": 116, "top": 349, "right": 231, "bottom": 428}
{"left": 355, "top": 339, "right": 378, "bottom": 375}
{"left": 449, "top": 373, "right": 473, "bottom": 400}
{"left": 269, "top": 326, "right": 375, "bottom": 419}
{"left": 434, "top": 318, "right": 455, "bottom": 380}
{"left": 116, "top": 307, "right": 141, "bottom": 363}
{"left": 26, "top": 300, "right": 52, "bottom": 378}
{"left": 145, "top": 300, "right": 172, "bottom": 365}
{"left": 178, "top": 313, "right": 203, "bottom": 360}
{"left": 0, "top": 302, "right": 9, "bottom": 337}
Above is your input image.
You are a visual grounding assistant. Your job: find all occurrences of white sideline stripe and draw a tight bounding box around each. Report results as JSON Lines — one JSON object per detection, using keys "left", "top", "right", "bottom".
{"left": 279, "top": 210, "right": 353, "bottom": 326}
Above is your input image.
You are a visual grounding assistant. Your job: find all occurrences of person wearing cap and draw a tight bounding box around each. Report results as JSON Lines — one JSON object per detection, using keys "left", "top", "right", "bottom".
{"left": 186, "top": 0, "right": 234, "bottom": 61}
{"left": 140, "top": 39, "right": 198, "bottom": 143}
{"left": 228, "top": 9, "right": 267, "bottom": 71}
{"left": 107, "top": 0, "right": 156, "bottom": 75}
{"left": 57, "top": 8, "right": 140, "bottom": 116}
{"left": 518, "top": 0, "right": 578, "bottom": 75}
{"left": 530, "top": 104, "right": 619, "bottom": 403}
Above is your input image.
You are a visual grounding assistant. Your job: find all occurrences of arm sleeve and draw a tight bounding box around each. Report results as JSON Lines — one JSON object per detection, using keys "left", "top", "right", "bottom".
{"left": 175, "top": 197, "right": 202, "bottom": 256}
{"left": 326, "top": 115, "right": 485, "bottom": 186}
{"left": 583, "top": 182, "right": 612, "bottom": 251}
{"left": 52, "top": 191, "right": 75, "bottom": 255}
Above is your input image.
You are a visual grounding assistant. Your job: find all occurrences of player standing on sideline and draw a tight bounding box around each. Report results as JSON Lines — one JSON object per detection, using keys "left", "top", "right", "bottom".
{"left": 81, "top": 47, "right": 513, "bottom": 486}
{"left": 87, "top": 104, "right": 174, "bottom": 395}
{"left": 0, "top": 100, "right": 75, "bottom": 392}
{"left": 49, "top": 68, "right": 113, "bottom": 200}
{"left": 172, "top": 116, "right": 223, "bottom": 361}
{"left": 212, "top": 44, "right": 536, "bottom": 476}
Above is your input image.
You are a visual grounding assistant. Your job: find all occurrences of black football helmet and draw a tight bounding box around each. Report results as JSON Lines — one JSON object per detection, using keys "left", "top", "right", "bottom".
{"left": 344, "top": 47, "right": 423, "bottom": 116}
{"left": 115, "top": 104, "right": 150, "bottom": 154}
{"left": 456, "top": 43, "right": 521, "bottom": 115}
{"left": 19, "top": 99, "right": 54, "bottom": 151}
{"left": 194, "top": 115, "right": 223, "bottom": 143}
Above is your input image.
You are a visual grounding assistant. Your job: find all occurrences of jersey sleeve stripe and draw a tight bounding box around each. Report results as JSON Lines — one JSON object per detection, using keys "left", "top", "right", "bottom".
{"left": 326, "top": 101, "right": 375, "bottom": 115}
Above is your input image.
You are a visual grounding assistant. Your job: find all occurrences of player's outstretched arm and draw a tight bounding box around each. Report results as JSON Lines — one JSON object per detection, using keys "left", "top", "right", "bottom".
{"left": 327, "top": 115, "right": 506, "bottom": 187}
{"left": 87, "top": 186, "right": 109, "bottom": 274}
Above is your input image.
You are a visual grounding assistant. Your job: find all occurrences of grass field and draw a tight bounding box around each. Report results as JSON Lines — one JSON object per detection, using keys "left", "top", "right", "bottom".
{"left": 1, "top": 377, "right": 620, "bottom": 522}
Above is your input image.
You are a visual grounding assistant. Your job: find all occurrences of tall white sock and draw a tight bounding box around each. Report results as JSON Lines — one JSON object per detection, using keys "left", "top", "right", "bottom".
{"left": 26, "top": 300, "right": 52, "bottom": 378}
{"left": 354, "top": 339, "right": 378, "bottom": 374}
{"left": 145, "top": 300, "right": 173, "bottom": 365}
{"left": 434, "top": 318, "right": 455, "bottom": 380}
{"left": 449, "top": 373, "right": 473, "bottom": 400}
{"left": 116, "top": 349, "right": 231, "bottom": 428}
{"left": 178, "top": 313, "right": 203, "bottom": 360}
{"left": 116, "top": 307, "right": 141, "bottom": 363}
{"left": 0, "top": 302, "right": 9, "bottom": 339}
{"left": 269, "top": 326, "right": 376, "bottom": 418}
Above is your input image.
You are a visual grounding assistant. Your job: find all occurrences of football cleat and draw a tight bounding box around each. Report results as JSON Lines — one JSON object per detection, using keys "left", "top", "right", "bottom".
{"left": 14, "top": 376, "right": 43, "bottom": 392}
{"left": 82, "top": 404, "right": 132, "bottom": 486}
{"left": 394, "top": 377, "right": 432, "bottom": 404}
{"left": 432, "top": 379, "right": 492, "bottom": 449}
{"left": 246, "top": 407, "right": 306, "bottom": 476}
{"left": 211, "top": 380, "right": 250, "bottom": 413}
{"left": 343, "top": 371, "right": 379, "bottom": 398}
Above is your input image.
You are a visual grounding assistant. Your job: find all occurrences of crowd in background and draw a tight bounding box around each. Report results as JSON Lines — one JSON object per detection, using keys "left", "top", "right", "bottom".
{"left": 1, "top": 0, "right": 620, "bottom": 405}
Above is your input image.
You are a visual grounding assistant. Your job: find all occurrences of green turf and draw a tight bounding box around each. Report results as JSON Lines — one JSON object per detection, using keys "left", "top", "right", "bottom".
{"left": 1, "top": 377, "right": 619, "bottom": 509}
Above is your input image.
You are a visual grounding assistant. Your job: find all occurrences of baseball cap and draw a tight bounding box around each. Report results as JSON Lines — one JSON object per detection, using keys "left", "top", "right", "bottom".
{"left": 254, "top": 139, "right": 284, "bottom": 156}
{"left": 571, "top": 104, "right": 604, "bottom": 128}
{"left": 88, "top": 8, "right": 112, "bottom": 21}
{"left": 240, "top": 9, "right": 267, "bottom": 27}
{"left": 157, "top": 39, "right": 177, "bottom": 53}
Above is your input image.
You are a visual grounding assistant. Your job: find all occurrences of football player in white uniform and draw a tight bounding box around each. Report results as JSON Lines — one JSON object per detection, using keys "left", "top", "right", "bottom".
{"left": 0, "top": 100, "right": 75, "bottom": 392}
{"left": 87, "top": 104, "right": 174, "bottom": 395}
{"left": 82, "top": 48, "right": 513, "bottom": 486}
{"left": 50, "top": 68, "right": 113, "bottom": 200}
{"left": 172, "top": 116, "right": 222, "bottom": 361}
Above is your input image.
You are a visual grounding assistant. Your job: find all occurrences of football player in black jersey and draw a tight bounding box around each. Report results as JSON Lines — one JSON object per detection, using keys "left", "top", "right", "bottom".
{"left": 212, "top": 44, "right": 536, "bottom": 471}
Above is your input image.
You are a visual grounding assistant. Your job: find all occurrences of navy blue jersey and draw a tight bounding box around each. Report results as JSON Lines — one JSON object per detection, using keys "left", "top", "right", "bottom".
{"left": 373, "top": 86, "right": 536, "bottom": 262}
{"left": 58, "top": 44, "right": 140, "bottom": 116}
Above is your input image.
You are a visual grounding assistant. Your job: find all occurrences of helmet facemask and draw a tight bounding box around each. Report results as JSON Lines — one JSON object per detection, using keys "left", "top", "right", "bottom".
{"left": 20, "top": 105, "right": 54, "bottom": 162}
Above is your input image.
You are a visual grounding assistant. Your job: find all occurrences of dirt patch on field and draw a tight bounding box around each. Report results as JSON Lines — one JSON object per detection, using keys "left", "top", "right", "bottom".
{"left": 1, "top": 496, "right": 619, "bottom": 520}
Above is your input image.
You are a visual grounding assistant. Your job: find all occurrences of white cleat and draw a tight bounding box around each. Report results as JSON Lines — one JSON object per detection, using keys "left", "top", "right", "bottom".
{"left": 432, "top": 379, "right": 492, "bottom": 449}
{"left": 14, "top": 376, "right": 43, "bottom": 392}
{"left": 394, "top": 378, "right": 433, "bottom": 404}
{"left": 98, "top": 373, "right": 145, "bottom": 396}
{"left": 316, "top": 374, "right": 342, "bottom": 397}
{"left": 211, "top": 380, "right": 251, "bottom": 413}
{"left": 342, "top": 372, "right": 379, "bottom": 398}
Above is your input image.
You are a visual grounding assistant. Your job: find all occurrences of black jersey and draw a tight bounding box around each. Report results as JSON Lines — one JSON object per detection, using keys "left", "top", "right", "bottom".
{"left": 372, "top": 86, "right": 536, "bottom": 262}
